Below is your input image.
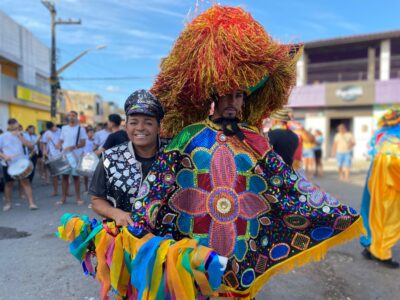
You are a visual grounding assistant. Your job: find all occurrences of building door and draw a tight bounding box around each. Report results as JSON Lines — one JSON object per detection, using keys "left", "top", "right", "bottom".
{"left": 328, "top": 118, "right": 353, "bottom": 157}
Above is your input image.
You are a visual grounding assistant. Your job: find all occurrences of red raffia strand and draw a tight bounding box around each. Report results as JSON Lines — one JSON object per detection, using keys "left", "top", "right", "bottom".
{"left": 152, "top": 5, "right": 303, "bottom": 136}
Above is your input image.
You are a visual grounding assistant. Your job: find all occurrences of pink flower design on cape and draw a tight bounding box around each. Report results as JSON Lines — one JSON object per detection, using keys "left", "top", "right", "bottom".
{"left": 170, "top": 145, "right": 269, "bottom": 257}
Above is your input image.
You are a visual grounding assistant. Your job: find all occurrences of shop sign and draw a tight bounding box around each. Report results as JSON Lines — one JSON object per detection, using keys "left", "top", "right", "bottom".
{"left": 16, "top": 85, "right": 50, "bottom": 107}
{"left": 335, "top": 85, "right": 363, "bottom": 102}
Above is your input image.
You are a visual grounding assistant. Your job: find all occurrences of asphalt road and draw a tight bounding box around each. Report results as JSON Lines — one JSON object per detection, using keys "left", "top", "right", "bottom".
{"left": 0, "top": 163, "right": 398, "bottom": 300}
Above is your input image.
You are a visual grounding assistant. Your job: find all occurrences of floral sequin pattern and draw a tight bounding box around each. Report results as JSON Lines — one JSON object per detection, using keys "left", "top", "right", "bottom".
{"left": 170, "top": 144, "right": 269, "bottom": 258}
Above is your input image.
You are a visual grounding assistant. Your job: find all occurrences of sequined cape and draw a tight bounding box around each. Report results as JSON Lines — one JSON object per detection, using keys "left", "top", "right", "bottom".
{"left": 132, "top": 119, "right": 364, "bottom": 298}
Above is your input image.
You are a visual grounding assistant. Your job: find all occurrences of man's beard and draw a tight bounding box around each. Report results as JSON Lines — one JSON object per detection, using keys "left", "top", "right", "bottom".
{"left": 212, "top": 117, "right": 245, "bottom": 141}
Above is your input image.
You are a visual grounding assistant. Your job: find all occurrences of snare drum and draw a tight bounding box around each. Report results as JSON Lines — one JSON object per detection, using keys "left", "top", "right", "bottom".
{"left": 65, "top": 151, "right": 78, "bottom": 169}
{"left": 7, "top": 158, "right": 34, "bottom": 180}
{"left": 76, "top": 152, "right": 99, "bottom": 177}
{"left": 45, "top": 153, "right": 72, "bottom": 176}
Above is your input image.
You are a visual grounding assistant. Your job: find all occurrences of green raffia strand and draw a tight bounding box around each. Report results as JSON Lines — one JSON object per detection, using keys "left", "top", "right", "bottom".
{"left": 248, "top": 75, "right": 270, "bottom": 94}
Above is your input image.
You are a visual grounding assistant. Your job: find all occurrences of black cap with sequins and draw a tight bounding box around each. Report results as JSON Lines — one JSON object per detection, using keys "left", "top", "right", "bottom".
{"left": 124, "top": 89, "right": 164, "bottom": 122}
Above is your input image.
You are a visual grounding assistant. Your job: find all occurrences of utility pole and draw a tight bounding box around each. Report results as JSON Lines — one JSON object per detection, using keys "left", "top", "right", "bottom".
{"left": 42, "top": 0, "right": 81, "bottom": 118}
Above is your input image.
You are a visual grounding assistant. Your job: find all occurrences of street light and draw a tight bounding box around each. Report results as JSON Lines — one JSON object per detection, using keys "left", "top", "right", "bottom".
{"left": 56, "top": 44, "right": 107, "bottom": 75}
{"left": 42, "top": 0, "right": 81, "bottom": 118}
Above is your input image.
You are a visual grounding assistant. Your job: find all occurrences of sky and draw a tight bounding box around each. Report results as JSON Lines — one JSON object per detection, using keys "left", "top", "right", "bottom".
{"left": 1, "top": 0, "right": 400, "bottom": 107}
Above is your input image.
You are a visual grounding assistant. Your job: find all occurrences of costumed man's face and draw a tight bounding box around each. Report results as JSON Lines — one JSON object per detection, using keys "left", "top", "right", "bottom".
{"left": 126, "top": 114, "right": 159, "bottom": 148}
{"left": 215, "top": 90, "right": 244, "bottom": 119}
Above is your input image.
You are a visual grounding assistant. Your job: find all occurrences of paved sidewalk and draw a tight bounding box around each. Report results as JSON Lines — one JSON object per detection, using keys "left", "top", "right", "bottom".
{"left": 0, "top": 168, "right": 398, "bottom": 300}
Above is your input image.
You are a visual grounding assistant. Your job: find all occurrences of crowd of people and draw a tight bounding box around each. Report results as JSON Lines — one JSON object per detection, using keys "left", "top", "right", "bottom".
{"left": 263, "top": 110, "right": 357, "bottom": 181}
{"left": 0, "top": 111, "right": 129, "bottom": 211}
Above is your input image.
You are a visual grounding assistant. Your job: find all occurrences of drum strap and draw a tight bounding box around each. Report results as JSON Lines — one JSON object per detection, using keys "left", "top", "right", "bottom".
{"left": 75, "top": 126, "right": 81, "bottom": 147}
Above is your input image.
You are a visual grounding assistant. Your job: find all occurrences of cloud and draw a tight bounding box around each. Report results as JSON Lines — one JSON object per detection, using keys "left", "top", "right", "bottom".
{"left": 335, "top": 21, "right": 360, "bottom": 32}
{"left": 117, "top": 46, "right": 166, "bottom": 60}
{"left": 106, "top": 85, "right": 120, "bottom": 93}
{"left": 57, "top": 29, "right": 109, "bottom": 46}
{"left": 310, "top": 12, "right": 360, "bottom": 33}
{"left": 126, "top": 29, "right": 174, "bottom": 42}
{"left": 12, "top": 15, "right": 48, "bottom": 32}
{"left": 298, "top": 20, "right": 327, "bottom": 33}
{"left": 145, "top": 6, "right": 186, "bottom": 19}
{"left": 112, "top": 0, "right": 187, "bottom": 19}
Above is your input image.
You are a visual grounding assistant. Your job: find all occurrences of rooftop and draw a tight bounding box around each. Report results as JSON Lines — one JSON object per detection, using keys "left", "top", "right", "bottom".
{"left": 305, "top": 29, "right": 400, "bottom": 49}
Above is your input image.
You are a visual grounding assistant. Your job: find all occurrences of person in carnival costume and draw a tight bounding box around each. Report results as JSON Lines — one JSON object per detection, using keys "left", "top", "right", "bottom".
{"left": 58, "top": 6, "right": 363, "bottom": 299}
{"left": 89, "top": 89, "right": 166, "bottom": 224}
{"left": 360, "top": 108, "right": 400, "bottom": 269}
{"left": 144, "top": 5, "right": 363, "bottom": 299}
{"left": 58, "top": 90, "right": 228, "bottom": 300}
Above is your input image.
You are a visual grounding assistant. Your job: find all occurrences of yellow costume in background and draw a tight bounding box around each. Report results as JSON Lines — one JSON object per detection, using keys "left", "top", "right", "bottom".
{"left": 360, "top": 109, "right": 400, "bottom": 267}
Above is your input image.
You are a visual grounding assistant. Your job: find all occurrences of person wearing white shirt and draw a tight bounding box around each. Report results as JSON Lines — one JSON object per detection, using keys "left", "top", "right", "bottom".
{"left": 83, "top": 127, "right": 95, "bottom": 193}
{"left": 0, "top": 118, "right": 38, "bottom": 211}
{"left": 42, "top": 121, "right": 62, "bottom": 196}
{"left": 56, "top": 111, "right": 87, "bottom": 205}
{"left": 23, "top": 125, "right": 40, "bottom": 182}
{"left": 93, "top": 124, "right": 110, "bottom": 150}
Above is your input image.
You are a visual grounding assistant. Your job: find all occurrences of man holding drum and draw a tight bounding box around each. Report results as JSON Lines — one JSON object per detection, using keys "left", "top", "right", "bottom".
{"left": 23, "top": 125, "right": 40, "bottom": 182}
{"left": 42, "top": 121, "right": 61, "bottom": 196}
{"left": 57, "top": 111, "right": 87, "bottom": 206}
{"left": 0, "top": 118, "right": 38, "bottom": 211}
{"left": 89, "top": 89, "right": 164, "bottom": 226}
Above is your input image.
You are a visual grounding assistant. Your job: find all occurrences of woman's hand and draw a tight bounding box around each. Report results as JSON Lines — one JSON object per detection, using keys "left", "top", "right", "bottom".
{"left": 112, "top": 210, "right": 134, "bottom": 227}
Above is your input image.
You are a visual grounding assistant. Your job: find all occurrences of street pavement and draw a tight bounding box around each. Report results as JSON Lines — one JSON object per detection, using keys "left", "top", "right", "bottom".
{"left": 0, "top": 161, "right": 399, "bottom": 300}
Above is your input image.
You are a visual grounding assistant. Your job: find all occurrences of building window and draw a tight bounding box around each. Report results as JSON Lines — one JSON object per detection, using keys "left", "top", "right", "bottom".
{"left": 35, "top": 73, "right": 49, "bottom": 91}
{"left": 96, "top": 102, "right": 101, "bottom": 115}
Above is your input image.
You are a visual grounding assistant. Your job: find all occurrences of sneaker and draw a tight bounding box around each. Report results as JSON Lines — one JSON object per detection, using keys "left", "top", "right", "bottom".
{"left": 3, "top": 204, "right": 11, "bottom": 212}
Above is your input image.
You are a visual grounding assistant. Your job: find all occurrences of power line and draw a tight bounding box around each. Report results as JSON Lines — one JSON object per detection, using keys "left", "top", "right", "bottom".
{"left": 60, "top": 76, "right": 155, "bottom": 81}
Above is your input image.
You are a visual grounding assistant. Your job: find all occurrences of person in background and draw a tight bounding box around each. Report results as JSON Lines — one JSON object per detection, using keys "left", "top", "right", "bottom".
{"left": 37, "top": 129, "right": 49, "bottom": 182}
{"left": 42, "top": 121, "right": 62, "bottom": 196}
{"left": 332, "top": 123, "right": 355, "bottom": 181}
{"left": 23, "top": 125, "right": 40, "bottom": 182}
{"left": 313, "top": 129, "right": 324, "bottom": 177}
{"left": 95, "top": 114, "right": 128, "bottom": 155}
{"left": 288, "top": 114, "right": 304, "bottom": 170}
{"left": 79, "top": 111, "right": 87, "bottom": 124}
{"left": 83, "top": 126, "right": 95, "bottom": 193}
{"left": 360, "top": 108, "right": 400, "bottom": 268}
{"left": 0, "top": 118, "right": 38, "bottom": 211}
{"left": 301, "top": 126, "right": 316, "bottom": 178}
{"left": 268, "top": 108, "right": 299, "bottom": 166}
{"left": 57, "top": 111, "right": 87, "bottom": 205}
{"left": 93, "top": 122, "right": 110, "bottom": 152}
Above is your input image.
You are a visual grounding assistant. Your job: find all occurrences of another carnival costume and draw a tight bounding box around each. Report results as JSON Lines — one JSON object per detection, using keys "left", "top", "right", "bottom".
{"left": 58, "top": 6, "right": 364, "bottom": 299}
{"left": 360, "top": 109, "right": 400, "bottom": 267}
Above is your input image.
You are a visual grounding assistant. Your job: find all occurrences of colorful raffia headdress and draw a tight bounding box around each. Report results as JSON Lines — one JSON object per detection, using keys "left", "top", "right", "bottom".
{"left": 378, "top": 108, "right": 400, "bottom": 128}
{"left": 151, "top": 5, "right": 302, "bottom": 135}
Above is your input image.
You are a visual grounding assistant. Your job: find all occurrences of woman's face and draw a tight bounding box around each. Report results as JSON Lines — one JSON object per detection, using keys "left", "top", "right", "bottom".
{"left": 125, "top": 114, "right": 159, "bottom": 148}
